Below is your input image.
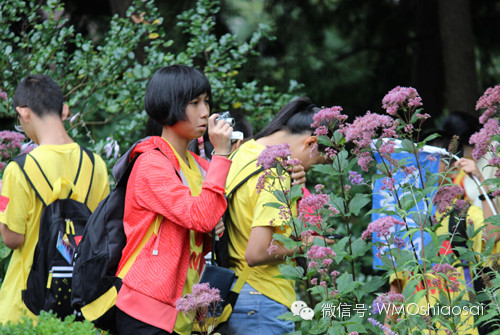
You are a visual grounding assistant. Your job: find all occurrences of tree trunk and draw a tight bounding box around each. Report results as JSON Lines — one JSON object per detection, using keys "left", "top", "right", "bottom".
{"left": 438, "top": 0, "right": 478, "bottom": 116}
{"left": 414, "top": 0, "right": 444, "bottom": 121}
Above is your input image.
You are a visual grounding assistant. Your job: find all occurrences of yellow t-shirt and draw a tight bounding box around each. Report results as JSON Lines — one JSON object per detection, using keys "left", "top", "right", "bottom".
{"left": 0, "top": 143, "right": 110, "bottom": 324}
{"left": 171, "top": 143, "right": 205, "bottom": 335}
{"left": 390, "top": 205, "right": 484, "bottom": 335}
{"left": 225, "top": 139, "right": 296, "bottom": 309}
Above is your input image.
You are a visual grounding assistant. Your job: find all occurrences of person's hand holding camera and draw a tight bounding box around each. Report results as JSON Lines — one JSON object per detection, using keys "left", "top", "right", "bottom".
{"left": 208, "top": 113, "right": 233, "bottom": 156}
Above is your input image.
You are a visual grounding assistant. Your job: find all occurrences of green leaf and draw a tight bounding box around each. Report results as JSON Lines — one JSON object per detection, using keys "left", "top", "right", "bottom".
{"left": 264, "top": 202, "right": 285, "bottom": 209}
{"left": 348, "top": 193, "right": 371, "bottom": 216}
{"left": 277, "top": 263, "right": 304, "bottom": 280}
{"left": 311, "top": 164, "right": 339, "bottom": 176}
{"left": 484, "top": 215, "right": 500, "bottom": 226}
{"left": 337, "top": 272, "right": 357, "bottom": 294}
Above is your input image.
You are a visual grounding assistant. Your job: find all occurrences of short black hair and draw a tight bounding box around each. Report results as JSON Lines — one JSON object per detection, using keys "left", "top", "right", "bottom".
{"left": 144, "top": 64, "right": 213, "bottom": 126}
{"left": 13, "top": 74, "right": 64, "bottom": 117}
{"left": 145, "top": 117, "right": 163, "bottom": 137}
{"left": 254, "top": 97, "right": 320, "bottom": 139}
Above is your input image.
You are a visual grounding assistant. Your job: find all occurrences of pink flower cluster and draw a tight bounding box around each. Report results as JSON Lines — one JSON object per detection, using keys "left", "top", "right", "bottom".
{"left": 340, "top": 112, "right": 397, "bottom": 171}
{"left": 255, "top": 143, "right": 302, "bottom": 193}
{"left": 371, "top": 291, "right": 405, "bottom": 315}
{"left": 361, "top": 216, "right": 406, "bottom": 241}
{"left": 382, "top": 86, "right": 423, "bottom": 116}
{"left": 311, "top": 106, "right": 347, "bottom": 137}
{"left": 307, "top": 245, "right": 336, "bottom": 277}
{"left": 0, "top": 130, "right": 26, "bottom": 159}
{"left": 298, "top": 193, "right": 338, "bottom": 228}
{"left": 470, "top": 118, "right": 499, "bottom": 160}
{"left": 0, "top": 131, "right": 35, "bottom": 175}
{"left": 257, "top": 143, "right": 293, "bottom": 169}
{"left": 433, "top": 185, "right": 464, "bottom": 214}
{"left": 175, "top": 283, "right": 221, "bottom": 314}
{"left": 476, "top": 84, "right": 500, "bottom": 124}
{"left": 0, "top": 89, "right": 7, "bottom": 101}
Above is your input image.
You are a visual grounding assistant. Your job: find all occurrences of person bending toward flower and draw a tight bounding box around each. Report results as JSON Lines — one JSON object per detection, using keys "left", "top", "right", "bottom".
{"left": 387, "top": 156, "right": 499, "bottom": 335}
{"left": 219, "top": 98, "right": 329, "bottom": 335}
{"left": 113, "top": 65, "right": 232, "bottom": 335}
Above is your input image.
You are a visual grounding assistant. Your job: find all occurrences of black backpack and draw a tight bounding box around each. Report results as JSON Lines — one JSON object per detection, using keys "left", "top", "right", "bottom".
{"left": 70, "top": 141, "right": 142, "bottom": 332}
{"left": 12, "top": 146, "right": 95, "bottom": 319}
{"left": 71, "top": 139, "right": 181, "bottom": 332}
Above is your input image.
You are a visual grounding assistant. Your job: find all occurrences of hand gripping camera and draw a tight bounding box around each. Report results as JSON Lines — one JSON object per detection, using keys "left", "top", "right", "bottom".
{"left": 216, "top": 111, "right": 244, "bottom": 141}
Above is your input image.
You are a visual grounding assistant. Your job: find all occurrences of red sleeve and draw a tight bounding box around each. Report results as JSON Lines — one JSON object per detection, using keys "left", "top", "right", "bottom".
{"left": 132, "top": 151, "right": 231, "bottom": 233}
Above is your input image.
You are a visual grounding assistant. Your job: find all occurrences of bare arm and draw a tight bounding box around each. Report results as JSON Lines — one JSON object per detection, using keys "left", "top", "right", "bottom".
{"left": 245, "top": 226, "right": 330, "bottom": 267}
{"left": 456, "top": 158, "right": 500, "bottom": 241}
{"left": 0, "top": 223, "right": 24, "bottom": 249}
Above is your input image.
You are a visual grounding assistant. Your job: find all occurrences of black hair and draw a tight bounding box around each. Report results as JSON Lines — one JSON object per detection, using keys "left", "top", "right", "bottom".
{"left": 144, "top": 64, "right": 212, "bottom": 126}
{"left": 440, "top": 110, "right": 480, "bottom": 157}
{"left": 188, "top": 131, "right": 215, "bottom": 160}
{"left": 13, "top": 74, "right": 64, "bottom": 117}
{"left": 145, "top": 117, "right": 163, "bottom": 137}
{"left": 231, "top": 110, "right": 253, "bottom": 138}
{"left": 254, "top": 97, "right": 320, "bottom": 139}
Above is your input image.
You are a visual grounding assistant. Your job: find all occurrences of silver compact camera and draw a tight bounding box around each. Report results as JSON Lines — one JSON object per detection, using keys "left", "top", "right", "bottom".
{"left": 216, "top": 111, "right": 243, "bottom": 141}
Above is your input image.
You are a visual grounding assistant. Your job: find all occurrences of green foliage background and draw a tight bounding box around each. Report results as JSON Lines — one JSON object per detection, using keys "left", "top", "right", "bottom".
{"left": 0, "top": 0, "right": 300, "bottom": 167}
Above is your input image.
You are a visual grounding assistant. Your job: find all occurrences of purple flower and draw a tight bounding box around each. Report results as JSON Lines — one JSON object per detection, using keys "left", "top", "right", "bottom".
{"left": 311, "top": 106, "right": 347, "bottom": 129}
{"left": 433, "top": 185, "right": 464, "bottom": 213}
{"left": 0, "top": 89, "right": 7, "bottom": 101}
{"left": 430, "top": 264, "right": 461, "bottom": 292}
{"left": 104, "top": 136, "right": 120, "bottom": 160}
{"left": 382, "top": 86, "right": 423, "bottom": 116}
{"left": 257, "top": 143, "right": 292, "bottom": 170}
{"left": 348, "top": 171, "right": 364, "bottom": 185}
{"left": 315, "top": 184, "right": 325, "bottom": 192}
{"left": 340, "top": 112, "right": 397, "bottom": 171}
{"left": 307, "top": 245, "right": 336, "bottom": 260}
{"left": 307, "top": 245, "right": 336, "bottom": 275}
{"left": 368, "top": 318, "right": 398, "bottom": 335}
{"left": 380, "top": 177, "right": 395, "bottom": 191}
{"left": 0, "top": 130, "right": 33, "bottom": 174}
{"left": 372, "top": 291, "right": 405, "bottom": 315}
{"left": 175, "top": 283, "right": 221, "bottom": 319}
{"left": 314, "top": 125, "right": 329, "bottom": 136}
{"left": 267, "top": 239, "right": 279, "bottom": 255}
{"left": 476, "top": 85, "right": 500, "bottom": 124}
{"left": 361, "top": 216, "right": 406, "bottom": 241}
{"left": 298, "top": 193, "right": 338, "bottom": 228}
{"left": 470, "top": 118, "right": 500, "bottom": 160}
{"left": 393, "top": 237, "right": 405, "bottom": 249}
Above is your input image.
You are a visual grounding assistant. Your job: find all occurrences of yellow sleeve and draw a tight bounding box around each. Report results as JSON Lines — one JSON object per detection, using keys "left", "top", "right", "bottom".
{"left": 0, "top": 162, "right": 32, "bottom": 235}
{"left": 252, "top": 171, "right": 294, "bottom": 228}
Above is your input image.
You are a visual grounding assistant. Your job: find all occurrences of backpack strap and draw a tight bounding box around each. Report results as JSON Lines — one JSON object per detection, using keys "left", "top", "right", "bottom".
{"left": 12, "top": 154, "right": 50, "bottom": 207}
{"left": 12, "top": 145, "right": 96, "bottom": 207}
{"left": 74, "top": 145, "right": 95, "bottom": 205}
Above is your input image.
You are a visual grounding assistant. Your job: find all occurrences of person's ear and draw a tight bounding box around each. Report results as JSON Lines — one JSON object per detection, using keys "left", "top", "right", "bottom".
{"left": 16, "top": 106, "right": 30, "bottom": 122}
{"left": 61, "top": 104, "right": 70, "bottom": 121}
{"left": 304, "top": 136, "right": 318, "bottom": 149}
{"left": 232, "top": 139, "right": 244, "bottom": 151}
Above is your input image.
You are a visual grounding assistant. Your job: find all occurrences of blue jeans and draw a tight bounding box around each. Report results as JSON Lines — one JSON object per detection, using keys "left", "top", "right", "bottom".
{"left": 220, "top": 282, "right": 295, "bottom": 335}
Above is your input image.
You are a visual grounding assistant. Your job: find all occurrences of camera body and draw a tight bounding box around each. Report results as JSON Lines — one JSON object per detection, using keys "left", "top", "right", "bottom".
{"left": 216, "top": 111, "right": 243, "bottom": 141}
